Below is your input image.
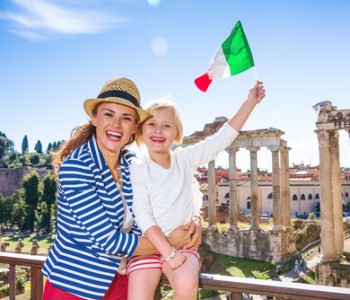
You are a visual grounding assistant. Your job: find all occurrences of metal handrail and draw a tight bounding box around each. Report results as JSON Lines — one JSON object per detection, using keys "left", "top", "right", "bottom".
{"left": 1, "top": 252, "right": 350, "bottom": 300}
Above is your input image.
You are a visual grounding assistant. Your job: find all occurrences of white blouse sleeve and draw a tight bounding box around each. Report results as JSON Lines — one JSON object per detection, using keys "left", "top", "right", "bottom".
{"left": 184, "top": 122, "right": 239, "bottom": 169}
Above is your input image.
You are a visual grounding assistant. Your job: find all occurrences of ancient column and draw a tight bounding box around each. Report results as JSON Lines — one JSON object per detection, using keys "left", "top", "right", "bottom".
{"left": 329, "top": 130, "right": 344, "bottom": 259}
{"left": 317, "top": 129, "right": 336, "bottom": 262}
{"left": 227, "top": 146, "right": 239, "bottom": 230}
{"left": 207, "top": 159, "right": 217, "bottom": 228}
{"left": 270, "top": 147, "right": 282, "bottom": 230}
{"left": 280, "top": 147, "right": 291, "bottom": 228}
{"left": 248, "top": 147, "right": 260, "bottom": 230}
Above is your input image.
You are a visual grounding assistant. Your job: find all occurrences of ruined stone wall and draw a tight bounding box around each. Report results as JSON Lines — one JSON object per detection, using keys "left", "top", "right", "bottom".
{"left": 203, "top": 228, "right": 297, "bottom": 263}
{"left": 316, "top": 261, "right": 350, "bottom": 287}
{"left": 0, "top": 167, "right": 51, "bottom": 196}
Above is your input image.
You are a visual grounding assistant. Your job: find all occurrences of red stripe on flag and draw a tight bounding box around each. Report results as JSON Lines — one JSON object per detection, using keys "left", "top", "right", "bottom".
{"left": 194, "top": 73, "right": 212, "bottom": 92}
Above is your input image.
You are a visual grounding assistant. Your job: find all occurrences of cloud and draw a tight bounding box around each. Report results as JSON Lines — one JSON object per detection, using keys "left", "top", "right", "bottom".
{"left": 0, "top": 0, "right": 128, "bottom": 40}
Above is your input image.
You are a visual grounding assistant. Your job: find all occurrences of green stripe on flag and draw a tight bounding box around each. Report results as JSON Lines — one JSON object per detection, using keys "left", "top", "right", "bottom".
{"left": 221, "top": 21, "right": 255, "bottom": 76}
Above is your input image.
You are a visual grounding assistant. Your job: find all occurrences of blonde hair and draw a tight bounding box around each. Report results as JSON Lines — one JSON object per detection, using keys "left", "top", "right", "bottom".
{"left": 53, "top": 102, "right": 138, "bottom": 174}
{"left": 136, "top": 99, "right": 183, "bottom": 145}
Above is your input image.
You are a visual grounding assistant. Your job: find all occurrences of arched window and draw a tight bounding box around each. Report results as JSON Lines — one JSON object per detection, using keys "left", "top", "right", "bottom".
{"left": 267, "top": 193, "right": 273, "bottom": 200}
{"left": 308, "top": 193, "right": 313, "bottom": 200}
{"left": 346, "top": 192, "right": 349, "bottom": 198}
{"left": 301, "top": 194, "right": 306, "bottom": 200}
{"left": 225, "top": 192, "right": 230, "bottom": 199}
{"left": 315, "top": 193, "right": 320, "bottom": 199}
{"left": 292, "top": 194, "right": 298, "bottom": 201}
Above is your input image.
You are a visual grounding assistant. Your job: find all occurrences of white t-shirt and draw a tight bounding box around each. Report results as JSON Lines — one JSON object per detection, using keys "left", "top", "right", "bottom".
{"left": 130, "top": 123, "right": 238, "bottom": 236}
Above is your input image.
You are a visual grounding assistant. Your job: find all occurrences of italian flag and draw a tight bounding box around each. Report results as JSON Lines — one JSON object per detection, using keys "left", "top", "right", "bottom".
{"left": 194, "top": 21, "right": 255, "bottom": 92}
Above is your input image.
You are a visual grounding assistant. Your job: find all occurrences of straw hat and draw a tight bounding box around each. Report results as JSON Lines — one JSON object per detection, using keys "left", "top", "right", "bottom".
{"left": 84, "top": 77, "right": 149, "bottom": 123}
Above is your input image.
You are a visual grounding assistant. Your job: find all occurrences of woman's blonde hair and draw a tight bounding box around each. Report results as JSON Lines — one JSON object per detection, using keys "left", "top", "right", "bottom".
{"left": 53, "top": 102, "right": 138, "bottom": 174}
{"left": 135, "top": 99, "right": 183, "bottom": 146}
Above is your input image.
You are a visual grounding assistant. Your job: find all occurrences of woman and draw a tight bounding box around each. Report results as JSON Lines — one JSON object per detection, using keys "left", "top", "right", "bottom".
{"left": 41, "top": 77, "right": 201, "bottom": 300}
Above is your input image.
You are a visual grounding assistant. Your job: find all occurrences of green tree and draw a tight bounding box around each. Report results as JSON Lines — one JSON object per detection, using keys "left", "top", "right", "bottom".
{"left": 29, "top": 152, "right": 41, "bottom": 166}
{"left": 8, "top": 152, "right": 21, "bottom": 168}
{"left": 40, "top": 202, "right": 52, "bottom": 233}
{"left": 0, "top": 191, "right": 26, "bottom": 230}
{"left": 40, "top": 173, "right": 57, "bottom": 232}
{"left": 52, "top": 140, "right": 64, "bottom": 151}
{"left": 0, "top": 131, "right": 15, "bottom": 167}
{"left": 9, "top": 191, "right": 27, "bottom": 230}
{"left": 46, "top": 142, "right": 53, "bottom": 153}
{"left": 21, "top": 135, "right": 29, "bottom": 155}
{"left": 0, "top": 136, "right": 6, "bottom": 167}
{"left": 34, "top": 140, "right": 43, "bottom": 154}
{"left": 0, "top": 193, "right": 11, "bottom": 227}
{"left": 20, "top": 153, "right": 30, "bottom": 167}
{"left": 44, "top": 152, "right": 54, "bottom": 169}
{"left": 42, "top": 173, "right": 57, "bottom": 206}
{"left": 22, "top": 171, "right": 40, "bottom": 230}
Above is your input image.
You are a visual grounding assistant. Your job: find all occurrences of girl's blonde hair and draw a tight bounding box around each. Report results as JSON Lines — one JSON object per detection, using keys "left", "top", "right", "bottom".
{"left": 135, "top": 99, "right": 183, "bottom": 145}
{"left": 53, "top": 102, "right": 138, "bottom": 174}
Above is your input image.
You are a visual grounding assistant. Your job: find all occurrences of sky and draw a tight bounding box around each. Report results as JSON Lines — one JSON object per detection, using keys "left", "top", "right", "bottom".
{"left": 1, "top": 0, "right": 350, "bottom": 172}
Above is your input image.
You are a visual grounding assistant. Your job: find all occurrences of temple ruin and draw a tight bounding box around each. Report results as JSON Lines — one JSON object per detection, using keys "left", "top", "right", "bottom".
{"left": 313, "top": 101, "right": 350, "bottom": 286}
{"left": 182, "top": 117, "right": 297, "bottom": 263}
{"left": 181, "top": 103, "right": 350, "bottom": 283}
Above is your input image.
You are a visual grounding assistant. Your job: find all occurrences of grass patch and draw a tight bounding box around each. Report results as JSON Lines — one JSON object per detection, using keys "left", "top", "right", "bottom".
{"left": 197, "top": 245, "right": 276, "bottom": 298}
{"left": 200, "top": 246, "right": 276, "bottom": 278}
{"left": 1, "top": 234, "right": 55, "bottom": 255}
{"left": 203, "top": 221, "right": 273, "bottom": 232}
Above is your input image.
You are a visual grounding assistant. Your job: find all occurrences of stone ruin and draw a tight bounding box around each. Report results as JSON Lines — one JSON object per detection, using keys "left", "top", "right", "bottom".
{"left": 313, "top": 100, "right": 350, "bottom": 287}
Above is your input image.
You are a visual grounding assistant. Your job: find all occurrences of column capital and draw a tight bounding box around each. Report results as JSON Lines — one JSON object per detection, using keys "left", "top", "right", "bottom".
{"left": 316, "top": 129, "right": 340, "bottom": 147}
{"left": 268, "top": 146, "right": 281, "bottom": 152}
{"left": 280, "top": 146, "right": 291, "bottom": 152}
{"left": 246, "top": 146, "right": 260, "bottom": 152}
{"left": 226, "top": 146, "right": 239, "bottom": 154}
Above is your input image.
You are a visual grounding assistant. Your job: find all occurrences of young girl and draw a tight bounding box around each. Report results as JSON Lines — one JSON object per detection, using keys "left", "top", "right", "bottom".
{"left": 128, "top": 81, "right": 265, "bottom": 300}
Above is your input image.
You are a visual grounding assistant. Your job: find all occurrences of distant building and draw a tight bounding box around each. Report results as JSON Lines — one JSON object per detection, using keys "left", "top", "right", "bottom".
{"left": 196, "top": 163, "right": 350, "bottom": 218}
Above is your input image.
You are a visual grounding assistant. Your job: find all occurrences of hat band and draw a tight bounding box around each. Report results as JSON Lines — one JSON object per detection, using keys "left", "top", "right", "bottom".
{"left": 97, "top": 90, "right": 140, "bottom": 108}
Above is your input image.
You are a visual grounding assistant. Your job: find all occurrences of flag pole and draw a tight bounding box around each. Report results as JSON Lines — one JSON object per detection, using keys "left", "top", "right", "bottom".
{"left": 253, "top": 66, "right": 258, "bottom": 81}
{"left": 253, "top": 67, "right": 262, "bottom": 102}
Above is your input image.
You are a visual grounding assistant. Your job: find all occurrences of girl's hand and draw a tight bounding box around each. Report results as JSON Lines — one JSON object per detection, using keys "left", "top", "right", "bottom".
{"left": 167, "top": 251, "right": 186, "bottom": 270}
{"left": 248, "top": 80, "right": 266, "bottom": 105}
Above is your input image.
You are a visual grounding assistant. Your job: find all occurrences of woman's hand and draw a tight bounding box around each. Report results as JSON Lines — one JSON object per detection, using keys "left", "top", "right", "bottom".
{"left": 183, "top": 216, "right": 202, "bottom": 250}
{"left": 168, "top": 217, "right": 202, "bottom": 250}
{"left": 168, "top": 224, "right": 192, "bottom": 250}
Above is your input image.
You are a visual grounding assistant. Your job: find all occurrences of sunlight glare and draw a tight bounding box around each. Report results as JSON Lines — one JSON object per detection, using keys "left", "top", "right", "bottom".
{"left": 147, "top": 0, "right": 160, "bottom": 6}
{"left": 151, "top": 36, "right": 168, "bottom": 55}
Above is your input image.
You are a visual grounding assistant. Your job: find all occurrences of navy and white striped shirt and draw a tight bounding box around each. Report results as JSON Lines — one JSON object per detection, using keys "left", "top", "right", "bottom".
{"left": 41, "top": 136, "right": 141, "bottom": 299}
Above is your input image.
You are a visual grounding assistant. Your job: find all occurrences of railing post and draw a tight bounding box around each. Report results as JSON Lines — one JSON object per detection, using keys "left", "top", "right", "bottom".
{"left": 231, "top": 292, "right": 241, "bottom": 300}
{"left": 9, "top": 264, "right": 15, "bottom": 300}
{"left": 31, "top": 266, "right": 43, "bottom": 299}
{"left": 153, "top": 283, "right": 162, "bottom": 300}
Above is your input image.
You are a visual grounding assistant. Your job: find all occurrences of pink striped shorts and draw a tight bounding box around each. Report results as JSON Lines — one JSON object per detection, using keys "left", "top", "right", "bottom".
{"left": 126, "top": 250, "right": 200, "bottom": 274}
